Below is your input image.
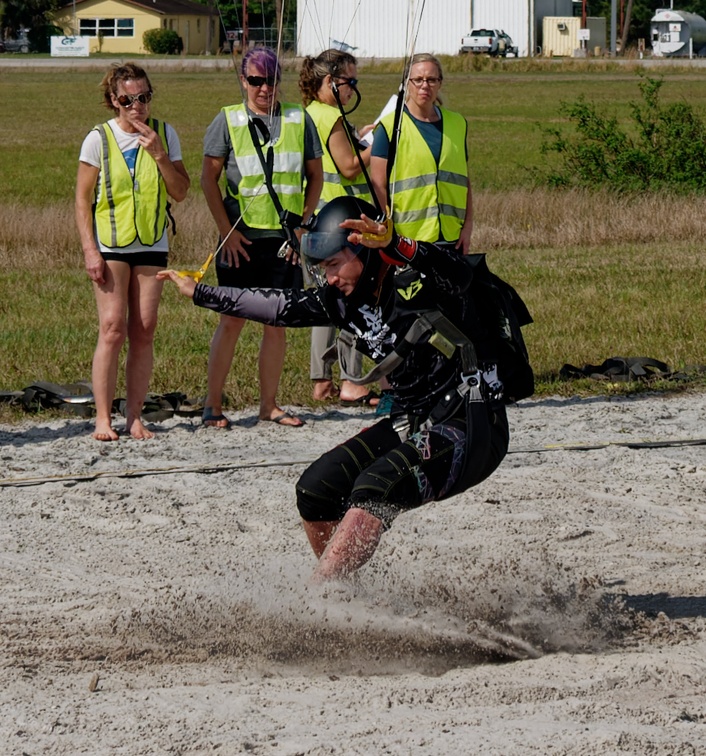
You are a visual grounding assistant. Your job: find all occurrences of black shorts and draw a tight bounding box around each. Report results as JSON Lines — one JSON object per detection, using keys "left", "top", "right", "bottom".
{"left": 101, "top": 251, "right": 168, "bottom": 268}
{"left": 296, "top": 406, "right": 509, "bottom": 529}
{"left": 215, "top": 237, "right": 303, "bottom": 289}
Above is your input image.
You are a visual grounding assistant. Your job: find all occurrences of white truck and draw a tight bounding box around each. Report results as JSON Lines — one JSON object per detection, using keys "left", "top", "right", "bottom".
{"left": 460, "top": 29, "right": 518, "bottom": 56}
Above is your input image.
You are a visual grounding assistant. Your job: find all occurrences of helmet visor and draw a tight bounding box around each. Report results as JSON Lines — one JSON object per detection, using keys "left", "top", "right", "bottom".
{"left": 299, "top": 231, "right": 347, "bottom": 261}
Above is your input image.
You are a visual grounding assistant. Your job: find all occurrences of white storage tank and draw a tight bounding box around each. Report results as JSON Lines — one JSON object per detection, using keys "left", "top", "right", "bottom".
{"left": 542, "top": 16, "right": 607, "bottom": 57}
{"left": 296, "top": 0, "right": 470, "bottom": 58}
{"left": 651, "top": 8, "right": 706, "bottom": 57}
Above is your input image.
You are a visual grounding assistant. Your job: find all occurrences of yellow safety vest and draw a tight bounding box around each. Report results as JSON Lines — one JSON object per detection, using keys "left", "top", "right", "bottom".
{"left": 223, "top": 102, "right": 305, "bottom": 229}
{"left": 306, "top": 100, "right": 371, "bottom": 211}
{"left": 94, "top": 118, "right": 169, "bottom": 248}
{"left": 380, "top": 107, "right": 468, "bottom": 242}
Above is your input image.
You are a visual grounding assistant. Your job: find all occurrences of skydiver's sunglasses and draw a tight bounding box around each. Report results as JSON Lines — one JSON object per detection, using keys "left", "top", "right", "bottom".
{"left": 334, "top": 77, "right": 359, "bottom": 88}
{"left": 116, "top": 91, "right": 153, "bottom": 108}
{"left": 246, "top": 75, "right": 277, "bottom": 88}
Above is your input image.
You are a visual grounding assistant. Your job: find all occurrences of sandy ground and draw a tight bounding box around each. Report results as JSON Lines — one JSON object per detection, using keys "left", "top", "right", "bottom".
{"left": 1, "top": 391, "right": 705, "bottom": 755}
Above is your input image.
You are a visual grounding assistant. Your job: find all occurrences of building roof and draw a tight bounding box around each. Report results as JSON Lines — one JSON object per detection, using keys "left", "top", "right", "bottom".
{"left": 61, "top": 0, "right": 216, "bottom": 16}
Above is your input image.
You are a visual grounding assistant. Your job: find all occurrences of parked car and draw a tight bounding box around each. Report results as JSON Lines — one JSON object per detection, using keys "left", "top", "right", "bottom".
{"left": 1, "top": 31, "right": 32, "bottom": 53}
{"left": 460, "top": 28, "right": 518, "bottom": 57}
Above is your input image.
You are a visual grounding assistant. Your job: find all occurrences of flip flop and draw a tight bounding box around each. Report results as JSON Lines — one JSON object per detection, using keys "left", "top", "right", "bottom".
{"left": 202, "top": 408, "right": 231, "bottom": 429}
{"left": 263, "top": 410, "right": 306, "bottom": 427}
{"left": 340, "top": 390, "right": 380, "bottom": 407}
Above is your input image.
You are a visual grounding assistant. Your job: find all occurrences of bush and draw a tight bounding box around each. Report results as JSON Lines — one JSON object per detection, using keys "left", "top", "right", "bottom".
{"left": 143, "top": 28, "right": 183, "bottom": 55}
{"left": 537, "top": 74, "right": 706, "bottom": 193}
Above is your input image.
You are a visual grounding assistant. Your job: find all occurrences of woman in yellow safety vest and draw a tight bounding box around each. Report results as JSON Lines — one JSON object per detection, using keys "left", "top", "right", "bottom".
{"left": 371, "top": 53, "right": 474, "bottom": 254}
{"left": 200, "top": 46, "right": 323, "bottom": 428}
{"left": 299, "top": 48, "right": 379, "bottom": 406}
{"left": 75, "top": 62, "right": 190, "bottom": 442}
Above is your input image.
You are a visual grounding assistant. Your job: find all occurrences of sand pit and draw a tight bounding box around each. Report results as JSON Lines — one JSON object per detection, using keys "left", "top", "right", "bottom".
{"left": 2, "top": 392, "right": 705, "bottom": 754}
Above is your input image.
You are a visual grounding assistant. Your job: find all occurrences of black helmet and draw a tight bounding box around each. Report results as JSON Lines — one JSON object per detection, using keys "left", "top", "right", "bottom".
{"left": 301, "top": 196, "right": 379, "bottom": 261}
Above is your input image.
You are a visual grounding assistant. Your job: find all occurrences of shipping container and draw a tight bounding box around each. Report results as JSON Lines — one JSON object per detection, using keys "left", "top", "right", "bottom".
{"left": 651, "top": 8, "right": 706, "bottom": 57}
{"left": 542, "top": 16, "right": 607, "bottom": 57}
{"left": 470, "top": 0, "right": 573, "bottom": 57}
{"left": 296, "top": 0, "right": 470, "bottom": 58}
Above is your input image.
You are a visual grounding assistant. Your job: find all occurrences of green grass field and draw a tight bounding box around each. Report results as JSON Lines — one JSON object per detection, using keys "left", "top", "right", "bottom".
{"left": 1, "top": 62, "right": 705, "bottom": 418}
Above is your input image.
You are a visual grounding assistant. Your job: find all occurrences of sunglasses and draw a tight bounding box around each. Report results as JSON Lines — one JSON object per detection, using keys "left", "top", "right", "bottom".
{"left": 246, "top": 75, "right": 277, "bottom": 88}
{"left": 335, "top": 77, "right": 359, "bottom": 88}
{"left": 116, "top": 91, "right": 153, "bottom": 108}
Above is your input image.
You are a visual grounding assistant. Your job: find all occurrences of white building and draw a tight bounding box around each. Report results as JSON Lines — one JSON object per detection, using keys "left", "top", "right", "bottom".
{"left": 297, "top": 0, "right": 576, "bottom": 58}
{"left": 470, "top": 0, "right": 575, "bottom": 57}
{"left": 296, "top": 0, "right": 470, "bottom": 58}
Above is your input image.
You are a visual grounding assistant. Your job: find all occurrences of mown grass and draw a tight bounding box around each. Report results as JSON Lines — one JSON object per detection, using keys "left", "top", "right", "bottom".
{"left": 2, "top": 65, "right": 706, "bottom": 422}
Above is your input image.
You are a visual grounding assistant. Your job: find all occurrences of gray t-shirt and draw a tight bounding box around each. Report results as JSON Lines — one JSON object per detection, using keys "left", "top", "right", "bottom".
{"left": 203, "top": 104, "right": 322, "bottom": 239}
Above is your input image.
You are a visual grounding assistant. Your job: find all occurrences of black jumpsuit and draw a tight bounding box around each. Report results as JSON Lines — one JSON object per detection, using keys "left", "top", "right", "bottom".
{"left": 193, "top": 242, "right": 509, "bottom": 528}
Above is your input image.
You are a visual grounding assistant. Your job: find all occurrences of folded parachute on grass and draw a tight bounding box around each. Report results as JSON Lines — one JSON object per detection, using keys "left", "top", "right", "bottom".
{"left": 558, "top": 356, "right": 706, "bottom": 383}
{"left": 0, "top": 382, "right": 204, "bottom": 420}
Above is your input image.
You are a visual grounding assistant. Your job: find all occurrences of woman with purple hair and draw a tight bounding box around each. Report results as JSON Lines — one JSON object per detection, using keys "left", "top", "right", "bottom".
{"left": 200, "top": 47, "right": 323, "bottom": 428}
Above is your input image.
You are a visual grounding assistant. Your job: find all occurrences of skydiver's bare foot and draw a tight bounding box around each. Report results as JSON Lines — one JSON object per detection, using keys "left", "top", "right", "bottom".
{"left": 92, "top": 418, "right": 119, "bottom": 442}
{"left": 127, "top": 417, "right": 154, "bottom": 440}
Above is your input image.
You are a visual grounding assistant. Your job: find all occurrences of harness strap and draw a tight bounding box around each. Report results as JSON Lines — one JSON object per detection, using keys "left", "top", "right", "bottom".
{"left": 336, "top": 310, "right": 479, "bottom": 385}
{"left": 246, "top": 118, "right": 302, "bottom": 249}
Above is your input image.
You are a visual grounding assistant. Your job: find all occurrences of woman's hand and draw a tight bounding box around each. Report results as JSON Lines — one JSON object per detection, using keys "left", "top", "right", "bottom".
{"left": 132, "top": 119, "right": 167, "bottom": 161}
{"left": 84, "top": 248, "right": 106, "bottom": 284}
{"left": 219, "top": 228, "right": 252, "bottom": 268}
{"left": 156, "top": 269, "right": 198, "bottom": 298}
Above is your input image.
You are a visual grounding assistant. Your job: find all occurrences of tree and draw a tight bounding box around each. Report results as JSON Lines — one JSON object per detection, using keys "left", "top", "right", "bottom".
{"left": 589, "top": 1, "right": 706, "bottom": 47}
{"left": 0, "top": 0, "right": 59, "bottom": 36}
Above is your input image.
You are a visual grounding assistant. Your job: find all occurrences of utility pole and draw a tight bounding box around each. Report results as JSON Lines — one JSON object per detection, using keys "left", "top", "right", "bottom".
{"left": 242, "top": 0, "right": 248, "bottom": 52}
{"left": 620, "top": 0, "right": 634, "bottom": 54}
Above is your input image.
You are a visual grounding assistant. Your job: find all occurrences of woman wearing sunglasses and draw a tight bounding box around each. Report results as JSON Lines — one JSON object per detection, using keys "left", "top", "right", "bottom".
{"left": 75, "top": 62, "right": 190, "bottom": 441}
{"left": 298, "top": 49, "right": 379, "bottom": 406}
{"left": 200, "top": 46, "right": 323, "bottom": 429}
{"left": 371, "top": 53, "right": 473, "bottom": 255}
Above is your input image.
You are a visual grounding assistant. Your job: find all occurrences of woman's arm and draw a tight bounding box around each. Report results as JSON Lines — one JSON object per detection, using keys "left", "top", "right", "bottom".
{"left": 370, "top": 155, "right": 389, "bottom": 212}
{"left": 455, "top": 177, "right": 474, "bottom": 255}
{"left": 133, "top": 120, "right": 190, "bottom": 201}
{"left": 75, "top": 161, "right": 105, "bottom": 284}
{"left": 327, "top": 118, "right": 371, "bottom": 180}
{"left": 302, "top": 157, "right": 323, "bottom": 224}
{"left": 200, "top": 154, "right": 251, "bottom": 267}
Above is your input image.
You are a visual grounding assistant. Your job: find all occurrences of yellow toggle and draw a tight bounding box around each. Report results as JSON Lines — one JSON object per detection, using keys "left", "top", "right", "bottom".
{"left": 177, "top": 252, "right": 214, "bottom": 283}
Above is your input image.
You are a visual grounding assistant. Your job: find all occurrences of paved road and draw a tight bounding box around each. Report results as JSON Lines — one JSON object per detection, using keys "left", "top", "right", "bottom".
{"left": 2, "top": 55, "right": 706, "bottom": 71}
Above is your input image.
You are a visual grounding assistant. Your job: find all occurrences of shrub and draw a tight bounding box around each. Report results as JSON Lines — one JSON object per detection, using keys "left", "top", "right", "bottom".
{"left": 537, "top": 74, "right": 706, "bottom": 193}
{"left": 143, "top": 28, "right": 182, "bottom": 55}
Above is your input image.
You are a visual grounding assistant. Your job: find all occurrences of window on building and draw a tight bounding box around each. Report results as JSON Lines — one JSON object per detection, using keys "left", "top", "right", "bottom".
{"left": 79, "top": 18, "right": 135, "bottom": 37}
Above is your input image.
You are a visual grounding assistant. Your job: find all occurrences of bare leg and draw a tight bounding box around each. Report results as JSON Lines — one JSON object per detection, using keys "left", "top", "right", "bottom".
{"left": 124, "top": 266, "right": 164, "bottom": 440}
{"left": 310, "top": 326, "right": 337, "bottom": 400}
{"left": 205, "top": 314, "right": 246, "bottom": 427}
{"left": 302, "top": 519, "right": 340, "bottom": 559}
{"left": 310, "top": 507, "right": 384, "bottom": 583}
{"left": 91, "top": 261, "right": 130, "bottom": 442}
{"left": 259, "top": 325, "right": 303, "bottom": 426}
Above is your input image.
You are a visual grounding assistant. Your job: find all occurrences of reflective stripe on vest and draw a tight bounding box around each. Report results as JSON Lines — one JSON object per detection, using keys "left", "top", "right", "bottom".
{"left": 223, "top": 103, "right": 305, "bottom": 229}
{"left": 380, "top": 107, "right": 468, "bottom": 242}
{"left": 94, "top": 118, "right": 168, "bottom": 248}
{"left": 306, "top": 100, "right": 371, "bottom": 212}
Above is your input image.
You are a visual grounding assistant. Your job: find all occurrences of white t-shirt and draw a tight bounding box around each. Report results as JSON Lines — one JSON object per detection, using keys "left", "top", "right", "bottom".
{"left": 79, "top": 118, "right": 183, "bottom": 253}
